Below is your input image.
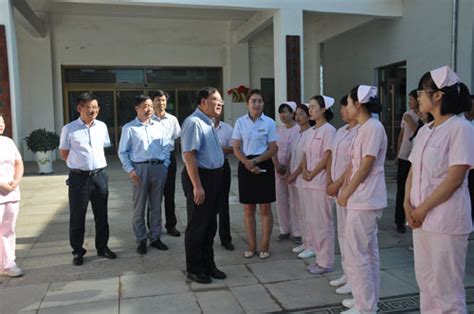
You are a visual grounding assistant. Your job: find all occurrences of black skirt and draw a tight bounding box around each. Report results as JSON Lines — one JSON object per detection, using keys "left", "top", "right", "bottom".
{"left": 238, "top": 155, "right": 276, "bottom": 204}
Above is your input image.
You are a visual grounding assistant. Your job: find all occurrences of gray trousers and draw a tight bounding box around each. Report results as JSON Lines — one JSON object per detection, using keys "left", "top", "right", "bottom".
{"left": 132, "top": 163, "right": 168, "bottom": 242}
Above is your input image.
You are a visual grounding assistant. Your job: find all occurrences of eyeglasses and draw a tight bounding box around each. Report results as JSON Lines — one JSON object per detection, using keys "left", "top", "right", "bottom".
{"left": 416, "top": 90, "right": 437, "bottom": 97}
{"left": 250, "top": 99, "right": 264, "bottom": 104}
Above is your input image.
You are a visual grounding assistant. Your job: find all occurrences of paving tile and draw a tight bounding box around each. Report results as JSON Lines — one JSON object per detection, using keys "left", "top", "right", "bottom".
{"left": 38, "top": 300, "right": 118, "bottom": 314}
{"left": 230, "top": 284, "right": 282, "bottom": 313}
{"left": 190, "top": 265, "right": 258, "bottom": 291}
{"left": 41, "top": 277, "right": 119, "bottom": 308}
{"left": 246, "top": 259, "right": 313, "bottom": 283}
{"left": 379, "top": 247, "right": 415, "bottom": 269}
{"left": 0, "top": 283, "right": 49, "bottom": 313}
{"left": 120, "top": 293, "right": 200, "bottom": 314}
{"left": 195, "top": 290, "right": 243, "bottom": 314}
{"left": 265, "top": 277, "right": 344, "bottom": 310}
{"left": 121, "top": 270, "right": 189, "bottom": 299}
{"left": 379, "top": 270, "right": 419, "bottom": 297}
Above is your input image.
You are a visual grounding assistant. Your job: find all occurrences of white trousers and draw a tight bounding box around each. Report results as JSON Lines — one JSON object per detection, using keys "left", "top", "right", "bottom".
{"left": 0, "top": 201, "right": 19, "bottom": 271}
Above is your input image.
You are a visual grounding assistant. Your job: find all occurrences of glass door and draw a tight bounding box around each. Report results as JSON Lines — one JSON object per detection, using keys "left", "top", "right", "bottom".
{"left": 177, "top": 89, "right": 199, "bottom": 124}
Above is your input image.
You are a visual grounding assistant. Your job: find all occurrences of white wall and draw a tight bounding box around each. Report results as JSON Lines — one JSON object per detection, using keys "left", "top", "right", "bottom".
{"left": 323, "top": 0, "right": 455, "bottom": 128}
{"left": 249, "top": 25, "right": 274, "bottom": 89}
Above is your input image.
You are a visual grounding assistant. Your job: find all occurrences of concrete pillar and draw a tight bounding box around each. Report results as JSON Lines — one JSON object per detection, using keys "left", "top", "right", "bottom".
{"left": 273, "top": 8, "right": 304, "bottom": 121}
{"left": 0, "top": 0, "right": 22, "bottom": 145}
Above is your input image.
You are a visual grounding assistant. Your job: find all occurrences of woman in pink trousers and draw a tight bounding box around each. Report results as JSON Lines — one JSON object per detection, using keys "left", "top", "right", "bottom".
{"left": 337, "top": 85, "right": 387, "bottom": 314}
{"left": 326, "top": 95, "right": 359, "bottom": 295}
{"left": 300, "top": 95, "right": 336, "bottom": 273}
{"left": 0, "top": 113, "right": 24, "bottom": 277}
{"left": 405, "top": 66, "right": 473, "bottom": 313}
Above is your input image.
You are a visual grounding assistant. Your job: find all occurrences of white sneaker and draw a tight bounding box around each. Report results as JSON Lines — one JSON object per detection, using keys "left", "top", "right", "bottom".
{"left": 5, "top": 266, "right": 23, "bottom": 277}
{"left": 292, "top": 244, "right": 305, "bottom": 254}
{"left": 342, "top": 298, "right": 356, "bottom": 309}
{"left": 297, "top": 249, "right": 316, "bottom": 259}
{"left": 329, "top": 274, "right": 347, "bottom": 287}
{"left": 340, "top": 307, "right": 361, "bottom": 314}
{"left": 335, "top": 282, "right": 352, "bottom": 295}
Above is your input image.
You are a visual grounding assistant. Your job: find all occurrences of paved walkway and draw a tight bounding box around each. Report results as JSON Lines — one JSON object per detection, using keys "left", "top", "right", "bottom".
{"left": 1, "top": 156, "right": 473, "bottom": 313}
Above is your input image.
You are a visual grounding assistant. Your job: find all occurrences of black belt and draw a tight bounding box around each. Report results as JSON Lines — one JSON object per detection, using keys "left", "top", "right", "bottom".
{"left": 198, "top": 167, "right": 224, "bottom": 174}
{"left": 70, "top": 168, "right": 104, "bottom": 176}
{"left": 134, "top": 159, "right": 164, "bottom": 165}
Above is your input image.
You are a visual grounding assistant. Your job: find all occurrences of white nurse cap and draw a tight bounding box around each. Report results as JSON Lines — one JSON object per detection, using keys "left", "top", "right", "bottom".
{"left": 430, "top": 65, "right": 460, "bottom": 89}
{"left": 281, "top": 101, "right": 297, "bottom": 112}
{"left": 357, "top": 85, "right": 378, "bottom": 103}
{"left": 321, "top": 95, "right": 335, "bottom": 109}
{"left": 302, "top": 103, "right": 310, "bottom": 108}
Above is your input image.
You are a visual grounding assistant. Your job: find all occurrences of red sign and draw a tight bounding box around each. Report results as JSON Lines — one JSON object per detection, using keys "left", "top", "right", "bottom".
{"left": 0, "top": 25, "right": 12, "bottom": 138}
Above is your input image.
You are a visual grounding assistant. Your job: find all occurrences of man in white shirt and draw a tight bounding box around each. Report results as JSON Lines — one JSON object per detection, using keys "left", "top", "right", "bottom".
{"left": 151, "top": 90, "right": 182, "bottom": 237}
{"left": 213, "top": 113, "right": 234, "bottom": 250}
{"left": 59, "top": 92, "right": 116, "bottom": 266}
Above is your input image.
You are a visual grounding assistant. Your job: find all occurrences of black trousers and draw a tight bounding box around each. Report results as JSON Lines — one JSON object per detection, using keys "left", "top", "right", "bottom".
{"left": 394, "top": 159, "right": 411, "bottom": 227}
{"left": 68, "top": 170, "right": 109, "bottom": 255}
{"left": 218, "top": 159, "right": 232, "bottom": 245}
{"left": 164, "top": 153, "right": 178, "bottom": 229}
{"left": 182, "top": 167, "right": 223, "bottom": 274}
{"left": 469, "top": 169, "right": 474, "bottom": 221}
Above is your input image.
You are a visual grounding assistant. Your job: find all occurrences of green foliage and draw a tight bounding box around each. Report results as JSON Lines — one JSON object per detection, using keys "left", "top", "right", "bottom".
{"left": 24, "top": 129, "right": 60, "bottom": 152}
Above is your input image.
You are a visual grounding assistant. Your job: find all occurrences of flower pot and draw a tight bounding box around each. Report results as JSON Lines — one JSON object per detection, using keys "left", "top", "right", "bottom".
{"left": 35, "top": 150, "right": 54, "bottom": 174}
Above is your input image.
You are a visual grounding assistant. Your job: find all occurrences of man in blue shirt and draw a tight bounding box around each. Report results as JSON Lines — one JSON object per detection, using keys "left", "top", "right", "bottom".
{"left": 118, "top": 95, "right": 171, "bottom": 255}
{"left": 181, "top": 87, "right": 226, "bottom": 284}
{"left": 59, "top": 92, "right": 117, "bottom": 266}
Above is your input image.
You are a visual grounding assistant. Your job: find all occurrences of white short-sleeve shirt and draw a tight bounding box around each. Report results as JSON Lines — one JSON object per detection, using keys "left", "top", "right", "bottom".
{"left": 59, "top": 118, "right": 110, "bottom": 171}
{"left": 153, "top": 112, "right": 181, "bottom": 151}
{"left": 398, "top": 109, "right": 419, "bottom": 160}
{"left": 232, "top": 113, "right": 278, "bottom": 156}
{"left": 409, "top": 115, "right": 474, "bottom": 235}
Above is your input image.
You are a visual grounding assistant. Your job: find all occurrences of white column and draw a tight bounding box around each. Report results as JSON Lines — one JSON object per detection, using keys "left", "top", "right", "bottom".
{"left": 0, "top": 0, "right": 22, "bottom": 145}
{"left": 273, "top": 8, "right": 304, "bottom": 121}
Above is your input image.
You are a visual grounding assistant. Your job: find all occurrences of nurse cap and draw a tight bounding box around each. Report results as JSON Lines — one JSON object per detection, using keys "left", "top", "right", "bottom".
{"left": 430, "top": 65, "right": 460, "bottom": 89}
{"left": 321, "top": 95, "right": 335, "bottom": 109}
{"left": 281, "top": 101, "right": 297, "bottom": 112}
{"left": 357, "top": 85, "right": 378, "bottom": 103}
{"left": 302, "top": 102, "right": 310, "bottom": 108}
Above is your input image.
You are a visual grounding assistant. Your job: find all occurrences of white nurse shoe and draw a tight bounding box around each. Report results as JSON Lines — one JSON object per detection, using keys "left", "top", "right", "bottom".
{"left": 336, "top": 282, "right": 352, "bottom": 295}
{"left": 329, "top": 274, "right": 347, "bottom": 287}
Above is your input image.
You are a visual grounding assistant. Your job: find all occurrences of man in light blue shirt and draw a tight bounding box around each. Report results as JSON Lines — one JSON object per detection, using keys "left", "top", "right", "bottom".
{"left": 181, "top": 87, "right": 226, "bottom": 284}
{"left": 118, "top": 95, "right": 171, "bottom": 255}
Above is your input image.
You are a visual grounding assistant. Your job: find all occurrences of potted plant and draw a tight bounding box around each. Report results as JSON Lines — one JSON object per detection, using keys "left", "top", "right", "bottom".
{"left": 24, "top": 128, "right": 60, "bottom": 174}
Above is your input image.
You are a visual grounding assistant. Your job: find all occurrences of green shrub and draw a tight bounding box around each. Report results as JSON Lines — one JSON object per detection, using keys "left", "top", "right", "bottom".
{"left": 24, "top": 128, "right": 60, "bottom": 152}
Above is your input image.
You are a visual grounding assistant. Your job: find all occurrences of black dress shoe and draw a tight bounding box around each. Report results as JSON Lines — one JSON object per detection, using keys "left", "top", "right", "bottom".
{"left": 137, "top": 240, "right": 147, "bottom": 255}
{"left": 222, "top": 242, "right": 235, "bottom": 251}
{"left": 97, "top": 247, "right": 117, "bottom": 259}
{"left": 72, "top": 248, "right": 86, "bottom": 266}
{"left": 150, "top": 239, "right": 168, "bottom": 251}
{"left": 167, "top": 227, "right": 181, "bottom": 237}
{"left": 186, "top": 272, "right": 212, "bottom": 284}
{"left": 208, "top": 268, "right": 226, "bottom": 280}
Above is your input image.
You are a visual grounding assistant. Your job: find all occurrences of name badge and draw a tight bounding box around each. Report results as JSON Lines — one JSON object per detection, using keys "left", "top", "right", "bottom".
{"left": 258, "top": 129, "right": 266, "bottom": 133}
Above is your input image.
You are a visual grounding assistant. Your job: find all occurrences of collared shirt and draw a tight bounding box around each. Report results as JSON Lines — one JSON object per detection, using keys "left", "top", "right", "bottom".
{"left": 0, "top": 136, "right": 22, "bottom": 204}
{"left": 152, "top": 112, "right": 181, "bottom": 151}
{"left": 232, "top": 113, "right": 278, "bottom": 156}
{"left": 409, "top": 115, "right": 474, "bottom": 234}
{"left": 276, "top": 123, "right": 300, "bottom": 166}
{"left": 302, "top": 123, "right": 336, "bottom": 190}
{"left": 214, "top": 121, "right": 234, "bottom": 157}
{"left": 330, "top": 124, "right": 359, "bottom": 182}
{"left": 118, "top": 117, "right": 171, "bottom": 173}
{"left": 181, "top": 108, "right": 224, "bottom": 169}
{"left": 398, "top": 109, "right": 419, "bottom": 160}
{"left": 59, "top": 118, "right": 110, "bottom": 171}
{"left": 347, "top": 118, "right": 388, "bottom": 211}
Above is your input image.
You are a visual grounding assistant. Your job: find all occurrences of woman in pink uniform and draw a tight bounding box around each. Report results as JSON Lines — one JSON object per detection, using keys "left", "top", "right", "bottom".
{"left": 0, "top": 113, "right": 24, "bottom": 277}
{"left": 286, "top": 104, "right": 314, "bottom": 255}
{"left": 301, "top": 95, "right": 336, "bottom": 273}
{"left": 405, "top": 66, "right": 473, "bottom": 313}
{"left": 326, "top": 95, "right": 359, "bottom": 294}
{"left": 273, "top": 102, "right": 301, "bottom": 243}
{"left": 337, "top": 85, "right": 387, "bottom": 314}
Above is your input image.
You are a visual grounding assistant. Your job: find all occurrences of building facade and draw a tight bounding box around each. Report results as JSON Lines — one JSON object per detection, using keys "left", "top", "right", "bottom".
{"left": 0, "top": 0, "right": 472, "bottom": 160}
